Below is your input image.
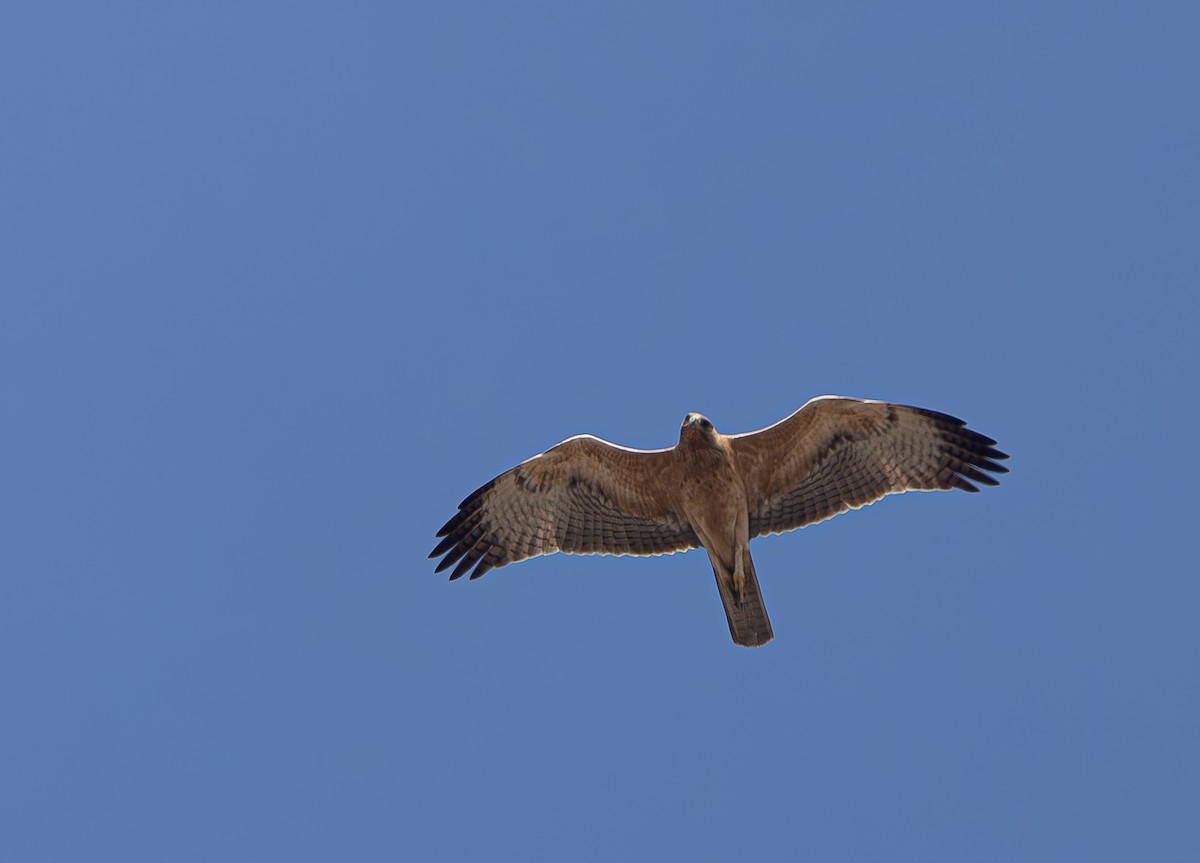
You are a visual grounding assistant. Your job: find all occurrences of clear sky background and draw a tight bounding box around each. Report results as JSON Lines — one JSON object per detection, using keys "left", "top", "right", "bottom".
{"left": 4, "top": 2, "right": 1198, "bottom": 861}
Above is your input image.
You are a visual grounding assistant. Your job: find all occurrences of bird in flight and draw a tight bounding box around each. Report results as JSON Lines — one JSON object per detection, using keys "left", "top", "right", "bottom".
{"left": 431, "top": 396, "right": 1007, "bottom": 647}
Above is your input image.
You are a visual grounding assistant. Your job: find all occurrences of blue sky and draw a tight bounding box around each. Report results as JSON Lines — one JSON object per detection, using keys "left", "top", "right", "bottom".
{"left": 3, "top": 2, "right": 1198, "bottom": 860}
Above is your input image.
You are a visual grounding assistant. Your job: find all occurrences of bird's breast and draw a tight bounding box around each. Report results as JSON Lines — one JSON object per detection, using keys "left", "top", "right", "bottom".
{"left": 672, "top": 447, "right": 748, "bottom": 531}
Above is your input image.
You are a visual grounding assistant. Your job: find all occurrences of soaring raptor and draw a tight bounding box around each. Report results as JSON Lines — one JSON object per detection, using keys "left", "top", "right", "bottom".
{"left": 430, "top": 396, "right": 1008, "bottom": 647}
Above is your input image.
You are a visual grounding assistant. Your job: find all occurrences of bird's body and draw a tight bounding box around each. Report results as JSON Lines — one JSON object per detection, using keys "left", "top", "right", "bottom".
{"left": 673, "top": 416, "right": 772, "bottom": 645}
{"left": 431, "top": 396, "right": 1008, "bottom": 647}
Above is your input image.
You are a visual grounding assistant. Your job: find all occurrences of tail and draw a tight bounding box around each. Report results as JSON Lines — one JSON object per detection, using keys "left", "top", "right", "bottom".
{"left": 711, "top": 547, "right": 774, "bottom": 647}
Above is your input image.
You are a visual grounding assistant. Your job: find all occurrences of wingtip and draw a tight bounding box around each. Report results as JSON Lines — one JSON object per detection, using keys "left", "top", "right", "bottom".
{"left": 449, "top": 551, "right": 482, "bottom": 581}
{"left": 468, "top": 561, "right": 493, "bottom": 580}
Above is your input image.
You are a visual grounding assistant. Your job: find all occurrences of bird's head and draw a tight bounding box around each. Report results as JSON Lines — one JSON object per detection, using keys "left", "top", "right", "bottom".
{"left": 680, "top": 412, "right": 716, "bottom": 440}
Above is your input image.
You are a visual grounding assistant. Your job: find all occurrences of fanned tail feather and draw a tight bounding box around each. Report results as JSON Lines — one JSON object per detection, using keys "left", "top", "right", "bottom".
{"left": 712, "top": 549, "right": 773, "bottom": 647}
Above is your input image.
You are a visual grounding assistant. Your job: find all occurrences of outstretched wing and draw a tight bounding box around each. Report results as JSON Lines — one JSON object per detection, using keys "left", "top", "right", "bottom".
{"left": 430, "top": 435, "right": 699, "bottom": 580}
{"left": 730, "top": 396, "right": 1008, "bottom": 539}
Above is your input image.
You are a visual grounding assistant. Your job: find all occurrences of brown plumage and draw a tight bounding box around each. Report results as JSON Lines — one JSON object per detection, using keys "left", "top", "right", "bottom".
{"left": 431, "top": 396, "right": 1008, "bottom": 647}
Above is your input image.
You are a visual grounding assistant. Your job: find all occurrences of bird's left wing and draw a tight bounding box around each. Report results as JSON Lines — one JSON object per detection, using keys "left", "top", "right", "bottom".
{"left": 729, "top": 396, "right": 1008, "bottom": 539}
{"left": 431, "top": 435, "right": 699, "bottom": 580}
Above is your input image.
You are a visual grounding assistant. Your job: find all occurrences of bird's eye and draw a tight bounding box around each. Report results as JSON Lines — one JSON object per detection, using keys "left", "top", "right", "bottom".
{"left": 701, "top": 418, "right": 713, "bottom": 430}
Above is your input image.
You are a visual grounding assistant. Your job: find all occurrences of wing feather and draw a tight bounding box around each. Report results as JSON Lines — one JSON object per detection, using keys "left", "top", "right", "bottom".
{"left": 730, "top": 397, "right": 1008, "bottom": 538}
{"left": 431, "top": 435, "right": 698, "bottom": 580}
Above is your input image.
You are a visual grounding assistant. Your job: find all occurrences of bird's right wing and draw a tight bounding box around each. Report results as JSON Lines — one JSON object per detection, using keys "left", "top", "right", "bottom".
{"left": 430, "top": 435, "right": 700, "bottom": 580}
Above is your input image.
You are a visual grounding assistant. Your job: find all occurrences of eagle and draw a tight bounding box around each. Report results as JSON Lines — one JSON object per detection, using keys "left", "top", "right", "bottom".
{"left": 430, "top": 396, "right": 1007, "bottom": 647}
